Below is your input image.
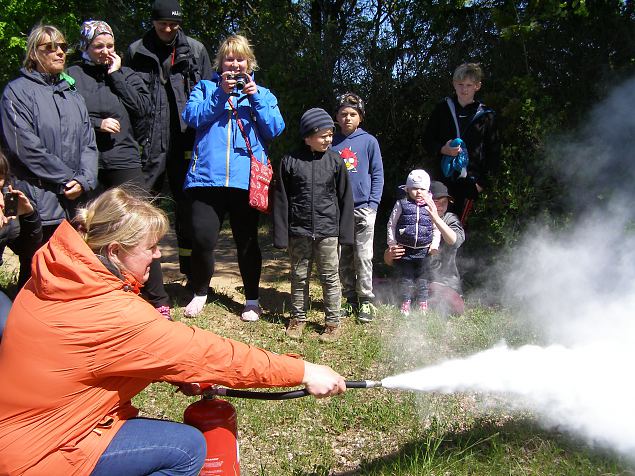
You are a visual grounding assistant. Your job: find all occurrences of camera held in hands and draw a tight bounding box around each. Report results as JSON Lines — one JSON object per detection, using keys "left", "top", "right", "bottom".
{"left": 228, "top": 73, "right": 246, "bottom": 90}
{"left": 3, "top": 192, "right": 18, "bottom": 217}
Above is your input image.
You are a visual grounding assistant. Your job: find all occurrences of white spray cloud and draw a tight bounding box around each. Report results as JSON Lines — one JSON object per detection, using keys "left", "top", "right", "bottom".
{"left": 383, "top": 340, "right": 635, "bottom": 456}
{"left": 383, "top": 75, "right": 635, "bottom": 458}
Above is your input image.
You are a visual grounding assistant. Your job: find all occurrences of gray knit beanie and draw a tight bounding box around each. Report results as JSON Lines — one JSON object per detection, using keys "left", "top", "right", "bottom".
{"left": 300, "top": 108, "right": 334, "bottom": 137}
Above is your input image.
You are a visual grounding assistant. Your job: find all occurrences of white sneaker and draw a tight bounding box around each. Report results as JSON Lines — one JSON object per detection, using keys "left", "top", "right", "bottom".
{"left": 241, "top": 304, "right": 262, "bottom": 322}
{"left": 184, "top": 295, "right": 207, "bottom": 318}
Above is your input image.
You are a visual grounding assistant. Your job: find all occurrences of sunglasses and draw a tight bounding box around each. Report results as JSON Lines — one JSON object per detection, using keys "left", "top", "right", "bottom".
{"left": 38, "top": 42, "right": 68, "bottom": 53}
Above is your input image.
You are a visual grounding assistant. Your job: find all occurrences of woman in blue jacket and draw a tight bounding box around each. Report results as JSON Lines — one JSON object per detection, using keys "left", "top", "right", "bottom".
{"left": 181, "top": 34, "right": 285, "bottom": 320}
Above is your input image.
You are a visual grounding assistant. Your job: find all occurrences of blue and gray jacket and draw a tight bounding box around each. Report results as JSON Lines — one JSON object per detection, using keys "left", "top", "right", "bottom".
{"left": 182, "top": 74, "right": 285, "bottom": 191}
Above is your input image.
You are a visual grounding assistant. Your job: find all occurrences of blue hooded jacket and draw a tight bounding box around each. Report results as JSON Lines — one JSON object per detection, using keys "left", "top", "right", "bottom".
{"left": 331, "top": 127, "right": 384, "bottom": 210}
{"left": 181, "top": 73, "right": 285, "bottom": 190}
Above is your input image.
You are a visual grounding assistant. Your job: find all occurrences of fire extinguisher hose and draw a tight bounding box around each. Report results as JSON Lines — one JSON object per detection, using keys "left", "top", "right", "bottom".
{"left": 207, "top": 380, "right": 382, "bottom": 400}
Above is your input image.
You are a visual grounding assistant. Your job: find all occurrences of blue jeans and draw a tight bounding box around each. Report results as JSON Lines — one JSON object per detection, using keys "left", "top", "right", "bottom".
{"left": 91, "top": 418, "right": 206, "bottom": 476}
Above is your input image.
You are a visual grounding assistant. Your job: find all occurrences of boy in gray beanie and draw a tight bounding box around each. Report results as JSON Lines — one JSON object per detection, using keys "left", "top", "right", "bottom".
{"left": 273, "top": 108, "right": 354, "bottom": 342}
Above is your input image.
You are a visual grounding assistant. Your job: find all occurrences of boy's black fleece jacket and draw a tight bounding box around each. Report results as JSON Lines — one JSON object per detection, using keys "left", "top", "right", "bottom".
{"left": 273, "top": 147, "right": 354, "bottom": 249}
{"left": 422, "top": 96, "right": 500, "bottom": 189}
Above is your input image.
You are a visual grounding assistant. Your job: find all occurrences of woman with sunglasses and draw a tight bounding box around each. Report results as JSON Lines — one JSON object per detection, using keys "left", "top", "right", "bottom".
{"left": 0, "top": 24, "right": 98, "bottom": 286}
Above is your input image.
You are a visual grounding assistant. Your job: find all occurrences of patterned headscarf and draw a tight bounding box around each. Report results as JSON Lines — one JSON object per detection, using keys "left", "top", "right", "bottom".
{"left": 79, "top": 20, "right": 114, "bottom": 52}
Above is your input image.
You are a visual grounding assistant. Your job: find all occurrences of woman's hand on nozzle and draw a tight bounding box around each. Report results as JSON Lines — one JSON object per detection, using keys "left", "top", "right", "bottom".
{"left": 302, "top": 361, "right": 346, "bottom": 398}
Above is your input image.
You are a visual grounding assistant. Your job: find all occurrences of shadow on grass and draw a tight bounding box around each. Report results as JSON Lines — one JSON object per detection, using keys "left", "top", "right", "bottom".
{"left": 165, "top": 281, "right": 293, "bottom": 326}
{"left": 295, "top": 419, "right": 631, "bottom": 476}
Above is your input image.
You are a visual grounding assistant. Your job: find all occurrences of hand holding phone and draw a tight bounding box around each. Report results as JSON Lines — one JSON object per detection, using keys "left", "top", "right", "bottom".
{"left": 3, "top": 192, "right": 18, "bottom": 217}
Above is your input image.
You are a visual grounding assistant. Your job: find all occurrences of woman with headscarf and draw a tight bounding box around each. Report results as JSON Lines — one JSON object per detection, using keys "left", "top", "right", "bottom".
{"left": 67, "top": 20, "right": 151, "bottom": 190}
{"left": 0, "top": 24, "right": 98, "bottom": 250}
{"left": 67, "top": 21, "right": 172, "bottom": 319}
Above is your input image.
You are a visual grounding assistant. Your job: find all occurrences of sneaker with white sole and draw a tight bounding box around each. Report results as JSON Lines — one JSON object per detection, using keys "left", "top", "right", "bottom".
{"left": 156, "top": 305, "right": 173, "bottom": 321}
{"left": 400, "top": 300, "right": 411, "bottom": 316}
{"left": 241, "top": 304, "right": 262, "bottom": 322}
{"left": 357, "top": 301, "right": 377, "bottom": 323}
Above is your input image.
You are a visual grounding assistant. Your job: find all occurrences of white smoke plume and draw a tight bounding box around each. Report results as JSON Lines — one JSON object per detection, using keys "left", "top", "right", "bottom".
{"left": 383, "top": 76, "right": 635, "bottom": 458}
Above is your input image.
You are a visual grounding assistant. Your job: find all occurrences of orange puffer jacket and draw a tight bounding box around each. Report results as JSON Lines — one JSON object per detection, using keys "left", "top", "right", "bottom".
{"left": 0, "top": 220, "right": 304, "bottom": 475}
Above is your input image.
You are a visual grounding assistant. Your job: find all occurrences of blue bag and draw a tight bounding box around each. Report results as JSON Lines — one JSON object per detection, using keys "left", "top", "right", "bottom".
{"left": 441, "top": 138, "right": 468, "bottom": 179}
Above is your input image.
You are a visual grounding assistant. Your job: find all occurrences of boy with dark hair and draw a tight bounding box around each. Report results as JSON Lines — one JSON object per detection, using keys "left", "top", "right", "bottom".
{"left": 331, "top": 92, "right": 384, "bottom": 323}
{"left": 273, "top": 108, "right": 354, "bottom": 342}
{"left": 423, "top": 63, "right": 499, "bottom": 224}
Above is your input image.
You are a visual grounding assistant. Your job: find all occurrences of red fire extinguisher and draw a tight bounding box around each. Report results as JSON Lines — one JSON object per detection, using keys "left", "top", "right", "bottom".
{"left": 183, "top": 394, "right": 240, "bottom": 475}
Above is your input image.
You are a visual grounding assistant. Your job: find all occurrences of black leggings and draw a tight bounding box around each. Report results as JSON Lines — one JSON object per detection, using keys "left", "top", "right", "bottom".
{"left": 189, "top": 187, "right": 261, "bottom": 299}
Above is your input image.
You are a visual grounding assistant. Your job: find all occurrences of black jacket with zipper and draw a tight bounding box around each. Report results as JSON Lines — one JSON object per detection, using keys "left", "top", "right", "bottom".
{"left": 0, "top": 69, "right": 98, "bottom": 226}
{"left": 273, "top": 146, "right": 354, "bottom": 249}
{"left": 67, "top": 61, "right": 151, "bottom": 170}
{"left": 422, "top": 95, "right": 499, "bottom": 191}
{"left": 125, "top": 29, "right": 212, "bottom": 187}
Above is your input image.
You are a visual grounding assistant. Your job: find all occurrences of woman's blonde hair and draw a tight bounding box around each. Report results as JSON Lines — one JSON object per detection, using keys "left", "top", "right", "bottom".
{"left": 213, "top": 34, "right": 259, "bottom": 73}
{"left": 24, "top": 24, "right": 66, "bottom": 72}
{"left": 75, "top": 187, "right": 169, "bottom": 256}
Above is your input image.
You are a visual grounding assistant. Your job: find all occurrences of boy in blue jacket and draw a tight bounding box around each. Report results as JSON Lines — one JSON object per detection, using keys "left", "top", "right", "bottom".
{"left": 273, "top": 108, "right": 354, "bottom": 342}
{"left": 331, "top": 93, "right": 384, "bottom": 322}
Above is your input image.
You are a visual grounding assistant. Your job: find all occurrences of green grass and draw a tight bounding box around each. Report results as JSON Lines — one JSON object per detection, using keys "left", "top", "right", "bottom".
{"left": 1, "top": 229, "right": 631, "bottom": 474}
{"left": 133, "top": 289, "right": 635, "bottom": 475}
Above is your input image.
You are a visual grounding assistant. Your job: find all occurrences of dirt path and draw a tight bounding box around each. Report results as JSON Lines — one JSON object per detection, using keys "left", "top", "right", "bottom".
{"left": 159, "top": 227, "right": 290, "bottom": 310}
{"left": 3, "top": 226, "right": 289, "bottom": 307}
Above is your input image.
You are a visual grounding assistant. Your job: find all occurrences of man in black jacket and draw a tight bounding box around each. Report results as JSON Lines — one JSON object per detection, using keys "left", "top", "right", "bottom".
{"left": 125, "top": 0, "right": 213, "bottom": 279}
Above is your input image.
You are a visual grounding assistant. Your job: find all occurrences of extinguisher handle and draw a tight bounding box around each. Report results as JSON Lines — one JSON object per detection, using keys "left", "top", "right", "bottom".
{"left": 208, "top": 380, "right": 382, "bottom": 400}
{"left": 214, "top": 387, "right": 310, "bottom": 400}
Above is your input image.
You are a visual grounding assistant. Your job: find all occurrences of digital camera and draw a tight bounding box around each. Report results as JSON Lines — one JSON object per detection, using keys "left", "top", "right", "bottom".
{"left": 228, "top": 73, "right": 246, "bottom": 90}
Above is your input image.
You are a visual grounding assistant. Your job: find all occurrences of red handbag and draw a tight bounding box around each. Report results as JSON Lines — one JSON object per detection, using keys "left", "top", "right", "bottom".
{"left": 248, "top": 155, "right": 273, "bottom": 213}
{"left": 228, "top": 98, "right": 273, "bottom": 214}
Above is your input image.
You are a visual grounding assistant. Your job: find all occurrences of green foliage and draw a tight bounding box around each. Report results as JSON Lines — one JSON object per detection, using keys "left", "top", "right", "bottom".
{"left": 1, "top": 0, "right": 634, "bottom": 281}
{"left": 0, "top": 0, "right": 79, "bottom": 85}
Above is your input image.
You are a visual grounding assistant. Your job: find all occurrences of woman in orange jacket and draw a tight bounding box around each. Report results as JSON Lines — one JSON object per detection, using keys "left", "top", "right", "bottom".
{"left": 0, "top": 187, "right": 345, "bottom": 476}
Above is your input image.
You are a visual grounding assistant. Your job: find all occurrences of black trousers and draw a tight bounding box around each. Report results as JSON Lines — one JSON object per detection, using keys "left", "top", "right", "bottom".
{"left": 188, "top": 187, "right": 261, "bottom": 299}
{"left": 98, "top": 167, "right": 146, "bottom": 192}
{"left": 149, "top": 150, "right": 193, "bottom": 279}
{"left": 100, "top": 167, "right": 169, "bottom": 308}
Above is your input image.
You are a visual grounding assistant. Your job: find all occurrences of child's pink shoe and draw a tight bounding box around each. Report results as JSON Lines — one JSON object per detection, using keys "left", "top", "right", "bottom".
{"left": 418, "top": 301, "right": 428, "bottom": 313}
{"left": 400, "top": 300, "right": 411, "bottom": 316}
